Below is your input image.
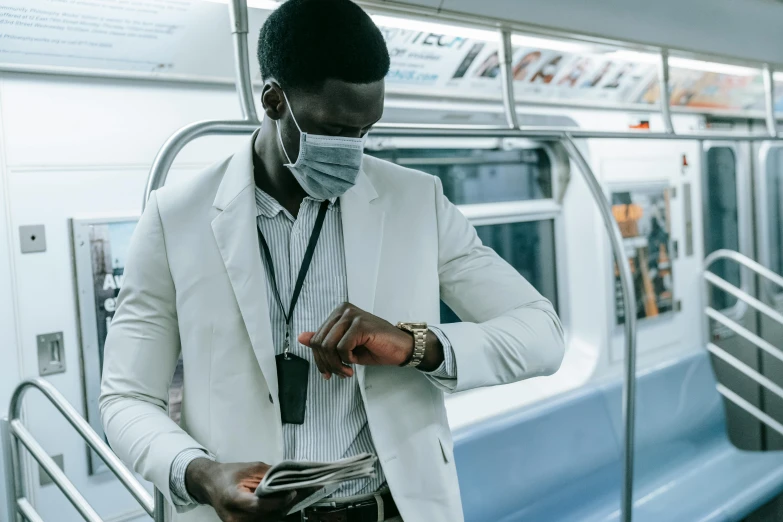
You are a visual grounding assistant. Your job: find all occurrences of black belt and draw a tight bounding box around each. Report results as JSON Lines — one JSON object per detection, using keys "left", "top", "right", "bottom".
{"left": 284, "top": 491, "right": 399, "bottom": 522}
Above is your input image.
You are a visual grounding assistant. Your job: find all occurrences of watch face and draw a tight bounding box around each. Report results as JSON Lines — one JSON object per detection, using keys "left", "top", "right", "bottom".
{"left": 397, "top": 322, "right": 427, "bottom": 332}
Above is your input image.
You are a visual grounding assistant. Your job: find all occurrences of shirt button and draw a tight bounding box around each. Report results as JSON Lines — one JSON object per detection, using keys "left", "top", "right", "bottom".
{"left": 268, "top": 393, "right": 274, "bottom": 404}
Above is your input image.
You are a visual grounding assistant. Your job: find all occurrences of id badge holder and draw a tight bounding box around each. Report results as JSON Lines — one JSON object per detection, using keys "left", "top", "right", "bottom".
{"left": 275, "top": 334, "right": 309, "bottom": 425}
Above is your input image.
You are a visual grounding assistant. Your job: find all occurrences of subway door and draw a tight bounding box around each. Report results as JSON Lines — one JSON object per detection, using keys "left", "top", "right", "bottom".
{"left": 754, "top": 143, "right": 783, "bottom": 450}
{"left": 703, "top": 141, "right": 763, "bottom": 450}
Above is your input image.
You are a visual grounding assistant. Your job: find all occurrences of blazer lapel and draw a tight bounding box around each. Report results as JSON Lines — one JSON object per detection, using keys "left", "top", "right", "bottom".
{"left": 211, "top": 132, "right": 279, "bottom": 398}
{"left": 340, "top": 168, "right": 385, "bottom": 387}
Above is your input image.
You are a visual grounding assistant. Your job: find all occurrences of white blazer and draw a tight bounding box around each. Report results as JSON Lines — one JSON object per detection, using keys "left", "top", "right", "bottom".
{"left": 100, "top": 135, "right": 565, "bottom": 522}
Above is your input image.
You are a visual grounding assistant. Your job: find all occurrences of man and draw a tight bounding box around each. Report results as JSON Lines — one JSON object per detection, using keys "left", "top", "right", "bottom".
{"left": 99, "top": 0, "right": 565, "bottom": 521}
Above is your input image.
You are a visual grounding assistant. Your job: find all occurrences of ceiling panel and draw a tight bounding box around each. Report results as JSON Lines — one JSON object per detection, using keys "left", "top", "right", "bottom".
{"left": 429, "top": 0, "right": 783, "bottom": 66}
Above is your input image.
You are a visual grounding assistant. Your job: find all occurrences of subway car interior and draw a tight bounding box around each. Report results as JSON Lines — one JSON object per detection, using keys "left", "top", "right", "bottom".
{"left": 3, "top": 0, "right": 783, "bottom": 521}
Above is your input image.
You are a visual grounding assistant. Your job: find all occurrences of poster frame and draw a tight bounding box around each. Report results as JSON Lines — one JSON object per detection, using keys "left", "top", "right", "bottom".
{"left": 606, "top": 181, "right": 677, "bottom": 329}
{"left": 70, "top": 215, "right": 139, "bottom": 476}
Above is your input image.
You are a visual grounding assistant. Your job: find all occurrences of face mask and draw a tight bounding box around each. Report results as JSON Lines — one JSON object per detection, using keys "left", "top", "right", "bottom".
{"left": 276, "top": 91, "right": 365, "bottom": 200}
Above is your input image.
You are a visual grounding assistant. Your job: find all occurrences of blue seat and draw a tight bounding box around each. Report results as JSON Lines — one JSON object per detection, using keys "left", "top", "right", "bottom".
{"left": 453, "top": 351, "right": 783, "bottom": 522}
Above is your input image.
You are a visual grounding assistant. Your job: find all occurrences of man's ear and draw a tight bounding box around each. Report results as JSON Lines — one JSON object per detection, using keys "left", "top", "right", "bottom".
{"left": 261, "top": 81, "right": 285, "bottom": 120}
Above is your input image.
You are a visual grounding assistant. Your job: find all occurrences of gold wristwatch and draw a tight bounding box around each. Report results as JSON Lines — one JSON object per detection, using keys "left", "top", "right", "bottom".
{"left": 396, "top": 322, "right": 428, "bottom": 368}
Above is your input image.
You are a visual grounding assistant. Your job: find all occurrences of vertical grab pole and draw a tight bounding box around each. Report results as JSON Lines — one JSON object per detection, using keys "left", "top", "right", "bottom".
{"left": 498, "top": 29, "right": 520, "bottom": 129}
{"left": 763, "top": 64, "right": 778, "bottom": 138}
{"left": 154, "top": 488, "right": 166, "bottom": 522}
{"left": 658, "top": 49, "right": 675, "bottom": 134}
{"left": 229, "top": 0, "right": 260, "bottom": 122}
{"left": 562, "top": 135, "right": 638, "bottom": 522}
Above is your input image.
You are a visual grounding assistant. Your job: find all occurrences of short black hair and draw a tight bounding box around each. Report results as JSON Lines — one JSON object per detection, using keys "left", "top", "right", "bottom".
{"left": 257, "top": 0, "right": 390, "bottom": 91}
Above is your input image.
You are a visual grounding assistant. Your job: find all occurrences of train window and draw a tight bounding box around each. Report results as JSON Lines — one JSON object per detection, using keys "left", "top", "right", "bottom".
{"left": 704, "top": 146, "right": 741, "bottom": 309}
{"left": 368, "top": 148, "right": 553, "bottom": 205}
{"left": 766, "top": 147, "right": 783, "bottom": 278}
{"left": 440, "top": 219, "right": 559, "bottom": 323}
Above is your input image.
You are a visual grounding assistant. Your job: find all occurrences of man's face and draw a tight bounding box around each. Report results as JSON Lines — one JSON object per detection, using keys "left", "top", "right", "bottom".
{"left": 273, "top": 78, "right": 385, "bottom": 163}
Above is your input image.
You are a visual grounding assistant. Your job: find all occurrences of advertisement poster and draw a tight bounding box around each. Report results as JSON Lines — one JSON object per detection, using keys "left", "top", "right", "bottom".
{"left": 380, "top": 26, "right": 485, "bottom": 87}
{"left": 636, "top": 68, "right": 768, "bottom": 111}
{"left": 0, "top": 0, "right": 204, "bottom": 72}
{"left": 610, "top": 187, "right": 675, "bottom": 325}
{"left": 72, "top": 217, "right": 183, "bottom": 473}
{"left": 378, "top": 23, "right": 659, "bottom": 106}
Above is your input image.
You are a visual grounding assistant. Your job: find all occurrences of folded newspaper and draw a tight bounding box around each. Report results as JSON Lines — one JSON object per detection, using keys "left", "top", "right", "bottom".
{"left": 254, "top": 453, "right": 377, "bottom": 510}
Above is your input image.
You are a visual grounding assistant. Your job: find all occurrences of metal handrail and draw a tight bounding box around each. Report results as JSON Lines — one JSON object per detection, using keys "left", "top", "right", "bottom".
{"left": 143, "top": 0, "right": 261, "bottom": 211}
{"left": 763, "top": 64, "right": 778, "bottom": 138}
{"left": 705, "top": 249, "right": 783, "bottom": 291}
{"left": 143, "top": 119, "right": 260, "bottom": 210}
{"left": 371, "top": 125, "right": 783, "bottom": 141}
{"left": 498, "top": 29, "right": 520, "bottom": 129}
{"left": 141, "top": 123, "right": 643, "bottom": 522}
{"left": 657, "top": 49, "right": 674, "bottom": 134}
{"left": 5, "top": 378, "right": 164, "bottom": 522}
{"left": 142, "top": 120, "right": 783, "bottom": 209}
{"left": 562, "top": 136, "right": 637, "bottom": 521}
{"left": 703, "top": 249, "right": 783, "bottom": 440}
{"left": 228, "top": 0, "right": 259, "bottom": 122}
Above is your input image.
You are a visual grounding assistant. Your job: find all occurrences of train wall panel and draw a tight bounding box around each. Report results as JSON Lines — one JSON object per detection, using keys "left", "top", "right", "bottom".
{"left": 0, "top": 73, "right": 248, "bottom": 521}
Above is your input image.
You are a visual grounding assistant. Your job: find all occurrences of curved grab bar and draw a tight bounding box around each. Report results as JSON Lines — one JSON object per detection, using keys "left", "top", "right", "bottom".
{"left": 10, "top": 420, "right": 102, "bottom": 522}
{"left": 143, "top": 119, "right": 260, "bottom": 209}
{"left": 702, "top": 249, "right": 783, "bottom": 451}
{"left": 8, "top": 378, "right": 157, "bottom": 518}
{"left": 704, "top": 248, "right": 783, "bottom": 291}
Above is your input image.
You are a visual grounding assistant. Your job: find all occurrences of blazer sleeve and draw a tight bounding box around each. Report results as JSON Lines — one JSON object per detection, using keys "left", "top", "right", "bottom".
{"left": 99, "top": 192, "right": 207, "bottom": 507}
{"left": 432, "top": 176, "right": 565, "bottom": 393}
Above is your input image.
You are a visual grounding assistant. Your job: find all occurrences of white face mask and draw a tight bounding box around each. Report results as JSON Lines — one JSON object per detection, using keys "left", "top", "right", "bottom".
{"left": 276, "top": 91, "right": 365, "bottom": 200}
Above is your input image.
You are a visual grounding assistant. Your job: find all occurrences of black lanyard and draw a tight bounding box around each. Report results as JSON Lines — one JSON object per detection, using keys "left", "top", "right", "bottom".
{"left": 257, "top": 200, "right": 330, "bottom": 356}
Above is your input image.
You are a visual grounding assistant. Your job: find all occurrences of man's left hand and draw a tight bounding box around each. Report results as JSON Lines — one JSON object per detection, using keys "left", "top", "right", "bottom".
{"left": 298, "top": 303, "right": 443, "bottom": 379}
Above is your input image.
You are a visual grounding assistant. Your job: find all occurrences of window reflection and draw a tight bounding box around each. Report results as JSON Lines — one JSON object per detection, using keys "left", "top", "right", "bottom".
{"left": 440, "top": 220, "right": 558, "bottom": 323}
{"left": 704, "top": 147, "right": 740, "bottom": 309}
{"left": 368, "top": 148, "right": 552, "bottom": 204}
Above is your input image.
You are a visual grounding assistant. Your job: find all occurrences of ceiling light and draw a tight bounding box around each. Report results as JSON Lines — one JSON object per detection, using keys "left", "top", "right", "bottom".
{"left": 370, "top": 15, "right": 498, "bottom": 41}
{"left": 606, "top": 50, "right": 661, "bottom": 64}
{"left": 200, "top": 0, "right": 280, "bottom": 10}
{"left": 607, "top": 51, "right": 757, "bottom": 76}
{"left": 510, "top": 34, "right": 588, "bottom": 54}
{"left": 668, "top": 57, "right": 757, "bottom": 76}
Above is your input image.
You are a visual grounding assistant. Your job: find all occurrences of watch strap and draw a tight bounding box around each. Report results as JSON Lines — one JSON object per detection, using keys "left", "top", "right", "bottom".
{"left": 397, "top": 322, "right": 427, "bottom": 368}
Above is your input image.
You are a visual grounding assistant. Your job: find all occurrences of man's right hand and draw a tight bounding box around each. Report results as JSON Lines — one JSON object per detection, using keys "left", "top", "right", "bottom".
{"left": 185, "top": 458, "right": 298, "bottom": 522}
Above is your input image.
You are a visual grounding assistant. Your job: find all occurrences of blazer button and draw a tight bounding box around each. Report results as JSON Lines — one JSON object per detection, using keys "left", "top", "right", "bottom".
{"left": 268, "top": 393, "right": 273, "bottom": 404}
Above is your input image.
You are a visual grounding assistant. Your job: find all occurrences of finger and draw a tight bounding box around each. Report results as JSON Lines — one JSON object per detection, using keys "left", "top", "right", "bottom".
{"left": 225, "top": 490, "right": 260, "bottom": 513}
{"left": 310, "top": 305, "right": 345, "bottom": 346}
{"left": 298, "top": 331, "right": 330, "bottom": 378}
{"left": 335, "top": 320, "right": 363, "bottom": 367}
{"left": 252, "top": 491, "right": 297, "bottom": 516}
{"left": 308, "top": 309, "right": 345, "bottom": 378}
{"left": 309, "top": 306, "right": 351, "bottom": 378}
{"left": 319, "top": 320, "right": 355, "bottom": 377}
{"left": 311, "top": 338, "right": 332, "bottom": 380}
{"left": 297, "top": 331, "right": 316, "bottom": 347}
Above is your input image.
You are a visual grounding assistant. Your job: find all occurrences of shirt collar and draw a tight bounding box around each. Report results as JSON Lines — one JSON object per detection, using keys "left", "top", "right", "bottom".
{"left": 254, "top": 186, "right": 338, "bottom": 218}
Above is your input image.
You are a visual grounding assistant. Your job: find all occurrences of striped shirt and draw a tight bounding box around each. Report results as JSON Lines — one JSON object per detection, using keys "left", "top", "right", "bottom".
{"left": 169, "top": 187, "right": 457, "bottom": 506}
